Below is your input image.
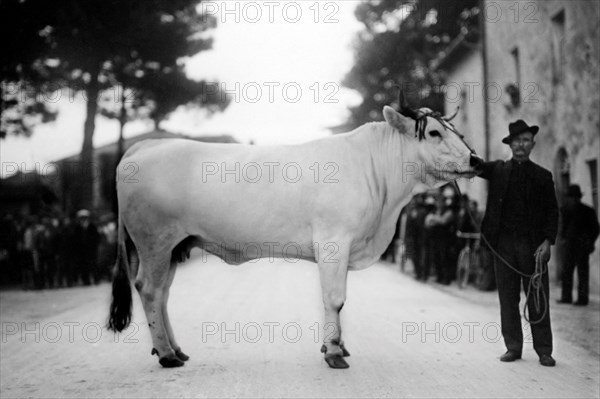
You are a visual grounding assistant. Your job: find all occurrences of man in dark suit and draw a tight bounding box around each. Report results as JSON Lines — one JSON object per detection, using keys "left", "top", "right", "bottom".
{"left": 479, "top": 120, "right": 559, "bottom": 367}
{"left": 557, "top": 184, "right": 600, "bottom": 306}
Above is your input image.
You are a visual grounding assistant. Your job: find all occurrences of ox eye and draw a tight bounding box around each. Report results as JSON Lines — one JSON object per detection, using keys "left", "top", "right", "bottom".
{"left": 429, "top": 130, "right": 441, "bottom": 138}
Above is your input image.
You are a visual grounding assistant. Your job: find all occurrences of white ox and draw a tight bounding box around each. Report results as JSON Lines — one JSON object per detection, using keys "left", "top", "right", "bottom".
{"left": 108, "top": 100, "right": 483, "bottom": 369}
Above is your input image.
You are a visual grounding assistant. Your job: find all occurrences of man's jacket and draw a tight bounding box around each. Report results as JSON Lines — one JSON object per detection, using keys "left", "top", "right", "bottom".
{"left": 479, "top": 159, "right": 559, "bottom": 248}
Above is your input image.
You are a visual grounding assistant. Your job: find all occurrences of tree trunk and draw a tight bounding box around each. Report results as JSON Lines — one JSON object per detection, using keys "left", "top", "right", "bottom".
{"left": 77, "top": 63, "right": 101, "bottom": 211}
{"left": 117, "top": 86, "right": 127, "bottom": 160}
{"left": 112, "top": 86, "right": 127, "bottom": 215}
{"left": 0, "top": 88, "right": 5, "bottom": 139}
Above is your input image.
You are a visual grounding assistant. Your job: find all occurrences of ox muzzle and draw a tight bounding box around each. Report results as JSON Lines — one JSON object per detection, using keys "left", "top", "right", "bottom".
{"left": 469, "top": 153, "right": 485, "bottom": 171}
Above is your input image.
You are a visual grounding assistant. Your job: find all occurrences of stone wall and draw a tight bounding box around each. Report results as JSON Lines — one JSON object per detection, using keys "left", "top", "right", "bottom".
{"left": 483, "top": 0, "right": 600, "bottom": 294}
{"left": 440, "top": 1, "right": 600, "bottom": 295}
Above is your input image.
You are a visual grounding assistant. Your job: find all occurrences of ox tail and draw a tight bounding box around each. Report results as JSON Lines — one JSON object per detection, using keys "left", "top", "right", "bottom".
{"left": 107, "top": 215, "right": 133, "bottom": 332}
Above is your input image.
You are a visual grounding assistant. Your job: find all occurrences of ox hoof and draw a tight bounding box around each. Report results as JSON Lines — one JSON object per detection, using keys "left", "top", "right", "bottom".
{"left": 324, "top": 354, "right": 350, "bottom": 369}
{"left": 340, "top": 344, "right": 351, "bottom": 357}
{"left": 321, "top": 344, "right": 350, "bottom": 357}
{"left": 175, "top": 349, "right": 190, "bottom": 362}
{"left": 159, "top": 355, "right": 185, "bottom": 368}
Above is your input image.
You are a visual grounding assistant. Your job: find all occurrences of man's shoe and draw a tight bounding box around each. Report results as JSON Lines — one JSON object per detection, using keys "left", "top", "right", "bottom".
{"left": 500, "top": 351, "right": 522, "bottom": 362}
{"left": 539, "top": 354, "right": 556, "bottom": 367}
{"left": 556, "top": 299, "right": 572, "bottom": 304}
{"left": 573, "top": 301, "right": 588, "bottom": 306}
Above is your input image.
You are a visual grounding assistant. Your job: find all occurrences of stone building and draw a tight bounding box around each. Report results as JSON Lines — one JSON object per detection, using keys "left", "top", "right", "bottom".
{"left": 435, "top": 0, "right": 600, "bottom": 294}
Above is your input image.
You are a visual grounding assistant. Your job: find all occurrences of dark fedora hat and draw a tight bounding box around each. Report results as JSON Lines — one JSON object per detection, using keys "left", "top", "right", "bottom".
{"left": 566, "top": 184, "right": 583, "bottom": 199}
{"left": 502, "top": 119, "right": 539, "bottom": 144}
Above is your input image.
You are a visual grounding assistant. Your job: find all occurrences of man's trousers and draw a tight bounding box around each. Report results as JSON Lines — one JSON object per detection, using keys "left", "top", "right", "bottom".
{"left": 494, "top": 232, "right": 553, "bottom": 356}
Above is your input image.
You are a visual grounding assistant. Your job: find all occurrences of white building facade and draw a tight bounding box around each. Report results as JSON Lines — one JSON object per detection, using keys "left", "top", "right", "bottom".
{"left": 437, "top": 0, "right": 600, "bottom": 295}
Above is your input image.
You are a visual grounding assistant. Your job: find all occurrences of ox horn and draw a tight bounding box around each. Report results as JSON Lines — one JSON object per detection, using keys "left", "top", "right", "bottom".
{"left": 394, "top": 84, "right": 418, "bottom": 120}
{"left": 442, "top": 106, "right": 460, "bottom": 121}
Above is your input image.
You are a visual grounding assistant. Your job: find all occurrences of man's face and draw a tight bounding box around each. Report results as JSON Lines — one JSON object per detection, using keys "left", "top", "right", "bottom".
{"left": 509, "top": 132, "right": 535, "bottom": 160}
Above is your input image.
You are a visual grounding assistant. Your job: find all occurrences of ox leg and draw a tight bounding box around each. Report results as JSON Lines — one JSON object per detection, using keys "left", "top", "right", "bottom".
{"left": 316, "top": 242, "right": 350, "bottom": 369}
{"left": 162, "top": 261, "right": 189, "bottom": 362}
{"left": 135, "top": 253, "right": 184, "bottom": 368}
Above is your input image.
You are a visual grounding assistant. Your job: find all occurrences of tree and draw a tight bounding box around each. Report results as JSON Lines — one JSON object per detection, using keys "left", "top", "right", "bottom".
{"left": 1, "top": 82, "right": 58, "bottom": 139}
{"left": 343, "top": 0, "right": 479, "bottom": 128}
{"left": 98, "top": 67, "right": 230, "bottom": 214}
{"left": 0, "top": 1, "right": 59, "bottom": 138}
{"left": 1, "top": 0, "right": 224, "bottom": 210}
{"left": 138, "top": 68, "right": 229, "bottom": 130}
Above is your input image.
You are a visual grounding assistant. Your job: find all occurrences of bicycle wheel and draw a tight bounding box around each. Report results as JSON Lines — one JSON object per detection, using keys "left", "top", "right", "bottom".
{"left": 471, "top": 247, "right": 484, "bottom": 288}
{"left": 456, "top": 248, "right": 471, "bottom": 289}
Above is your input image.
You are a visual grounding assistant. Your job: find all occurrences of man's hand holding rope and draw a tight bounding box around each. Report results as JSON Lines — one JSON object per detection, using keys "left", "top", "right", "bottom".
{"left": 535, "top": 240, "right": 551, "bottom": 271}
{"left": 530, "top": 239, "right": 551, "bottom": 317}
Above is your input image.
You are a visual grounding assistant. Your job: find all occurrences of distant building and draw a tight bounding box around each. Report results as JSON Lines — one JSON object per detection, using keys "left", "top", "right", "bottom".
{"left": 434, "top": 0, "right": 600, "bottom": 294}
{"left": 328, "top": 122, "right": 357, "bottom": 135}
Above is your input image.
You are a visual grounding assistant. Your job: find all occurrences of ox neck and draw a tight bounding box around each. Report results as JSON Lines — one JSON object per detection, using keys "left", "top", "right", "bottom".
{"left": 352, "top": 122, "right": 419, "bottom": 204}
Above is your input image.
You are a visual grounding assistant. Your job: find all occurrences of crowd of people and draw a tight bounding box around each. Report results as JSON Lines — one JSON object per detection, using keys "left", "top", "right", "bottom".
{"left": 383, "top": 183, "right": 492, "bottom": 288}
{"left": 0, "top": 210, "right": 116, "bottom": 289}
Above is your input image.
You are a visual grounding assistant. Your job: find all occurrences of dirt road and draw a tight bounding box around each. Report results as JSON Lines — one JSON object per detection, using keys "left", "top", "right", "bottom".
{"left": 1, "top": 255, "right": 598, "bottom": 398}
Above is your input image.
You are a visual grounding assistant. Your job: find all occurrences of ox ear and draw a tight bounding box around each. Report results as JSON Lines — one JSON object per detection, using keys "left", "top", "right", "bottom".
{"left": 383, "top": 105, "right": 409, "bottom": 133}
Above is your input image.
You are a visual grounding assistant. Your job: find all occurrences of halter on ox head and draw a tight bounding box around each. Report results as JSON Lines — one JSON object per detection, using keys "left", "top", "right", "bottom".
{"left": 382, "top": 86, "right": 483, "bottom": 186}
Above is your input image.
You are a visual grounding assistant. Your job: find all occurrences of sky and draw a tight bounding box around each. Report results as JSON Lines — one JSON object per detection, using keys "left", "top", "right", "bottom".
{"left": 1, "top": 1, "right": 365, "bottom": 177}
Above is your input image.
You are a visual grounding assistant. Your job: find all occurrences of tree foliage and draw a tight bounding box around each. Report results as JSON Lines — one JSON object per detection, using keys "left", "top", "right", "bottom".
{"left": 1, "top": 82, "right": 58, "bottom": 138}
{"left": 0, "top": 0, "right": 228, "bottom": 209}
{"left": 0, "top": 1, "right": 60, "bottom": 138}
{"left": 343, "top": 0, "right": 479, "bottom": 127}
{"left": 103, "top": 65, "right": 229, "bottom": 129}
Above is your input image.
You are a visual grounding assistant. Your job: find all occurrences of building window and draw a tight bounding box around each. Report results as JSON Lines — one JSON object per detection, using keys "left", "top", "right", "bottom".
{"left": 551, "top": 9, "right": 566, "bottom": 84}
{"left": 507, "top": 47, "right": 521, "bottom": 107}
{"left": 588, "top": 159, "right": 598, "bottom": 213}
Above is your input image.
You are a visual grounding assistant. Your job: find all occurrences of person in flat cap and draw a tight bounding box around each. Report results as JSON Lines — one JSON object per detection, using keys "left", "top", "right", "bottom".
{"left": 557, "top": 184, "right": 599, "bottom": 306}
{"left": 477, "top": 120, "right": 558, "bottom": 367}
